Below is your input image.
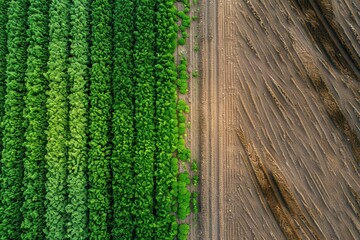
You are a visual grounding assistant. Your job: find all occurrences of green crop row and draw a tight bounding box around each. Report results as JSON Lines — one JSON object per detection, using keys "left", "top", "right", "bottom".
{"left": 154, "top": 0, "right": 179, "bottom": 239}
{"left": 43, "top": 0, "right": 69, "bottom": 239}
{"left": 66, "top": 0, "right": 89, "bottom": 239}
{"left": 21, "top": 0, "right": 49, "bottom": 239}
{"left": 88, "top": 0, "right": 113, "bottom": 239}
{"left": 0, "top": 0, "right": 28, "bottom": 239}
{"left": 133, "top": 0, "right": 157, "bottom": 239}
{"left": 111, "top": 0, "right": 135, "bottom": 239}
{"left": 0, "top": 1, "right": 7, "bottom": 162}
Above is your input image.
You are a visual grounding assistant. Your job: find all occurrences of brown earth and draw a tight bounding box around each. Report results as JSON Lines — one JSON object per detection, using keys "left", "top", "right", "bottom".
{"left": 186, "top": 0, "right": 360, "bottom": 239}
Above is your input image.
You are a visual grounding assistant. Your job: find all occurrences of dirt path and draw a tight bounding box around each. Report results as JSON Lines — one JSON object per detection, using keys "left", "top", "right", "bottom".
{"left": 193, "top": 0, "right": 221, "bottom": 239}
{"left": 190, "top": 0, "right": 360, "bottom": 239}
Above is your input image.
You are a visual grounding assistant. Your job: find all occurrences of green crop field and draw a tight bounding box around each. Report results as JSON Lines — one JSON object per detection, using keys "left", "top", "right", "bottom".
{"left": 0, "top": 0, "right": 196, "bottom": 239}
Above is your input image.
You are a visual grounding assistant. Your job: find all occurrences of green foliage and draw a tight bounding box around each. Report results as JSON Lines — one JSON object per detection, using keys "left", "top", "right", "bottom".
{"left": 182, "top": 31, "right": 188, "bottom": 39}
{"left": 21, "top": 0, "right": 49, "bottom": 239}
{"left": 111, "top": 0, "right": 135, "bottom": 239}
{"left": 191, "top": 192, "right": 199, "bottom": 214}
{"left": 0, "top": 5, "right": 7, "bottom": 230}
{"left": 192, "top": 70, "right": 199, "bottom": 78}
{"left": 179, "top": 122, "right": 186, "bottom": 135}
{"left": 133, "top": 0, "right": 156, "bottom": 238}
{"left": 154, "top": 0, "right": 179, "bottom": 239}
{"left": 177, "top": 99, "right": 189, "bottom": 113}
{"left": 182, "top": 0, "right": 190, "bottom": 5}
{"left": 182, "top": 17, "right": 191, "bottom": 28}
{"left": 177, "top": 64, "right": 187, "bottom": 72}
{"left": 177, "top": 177, "right": 191, "bottom": 220}
{"left": 171, "top": 157, "right": 179, "bottom": 174}
{"left": 178, "top": 114, "right": 186, "bottom": 123}
{"left": 66, "top": 0, "right": 89, "bottom": 239}
{"left": 178, "top": 224, "right": 190, "bottom": 240}
{"left": 191, "top": 161, "right": 198, "bottom": 172}
{"left": 174, "top": 43, "right": 193, "bottom": 228}
{"left": 0, "top": 0, "right": 28, "bottom": 239}
{"left": 177, "top": 11, "right": 186, "bottom": 19}
{"left": 88, "top": 0, "right": 112, "bottom": 239}
{"left": 177, "top": 57, "right": 188, "bottom": 93}
{"left": 179, "top": 172, "right": 190, "bottom": 185}
{"left": 0, "top": 1, "right": 8, "bottom": 160}
{"left": 179, "top": 71, "right": 188, "bottom": 79}
{"left": 193, "top": 175, "right": 199, "bottom": 186}
{"left": 178, "top": 37, "right": 185, "bottom": 45}
{"left": 179, "top": 25, "right": 187, "bottom": 32}
{"left": 44, "top": 0, "right": 69, "bottom": 239}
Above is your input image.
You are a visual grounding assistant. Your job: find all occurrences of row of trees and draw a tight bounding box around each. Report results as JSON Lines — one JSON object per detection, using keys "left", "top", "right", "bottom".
{"left": 0, "top": 0, "right": 193, "bottom": 239}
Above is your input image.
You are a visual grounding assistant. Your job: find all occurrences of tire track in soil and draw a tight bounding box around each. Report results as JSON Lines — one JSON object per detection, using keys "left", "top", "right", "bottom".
{"left": 212, "top": 0, "right": 221, "bottom": 238}
{"left": 198, "top": 0, "right": 210, "bottom": 238}
{"left": 209, "top": 0, "right": 221, "bottom": 238}
{"left": 198, "top": 0, "right": 221, "bottom": 239}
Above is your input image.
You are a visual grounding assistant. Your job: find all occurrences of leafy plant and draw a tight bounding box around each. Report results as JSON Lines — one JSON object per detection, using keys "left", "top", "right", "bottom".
{"left": 192, "top": 192, "right": 199, "bottom": 214}
{"left": 178, "top": 224, "right": 190, "bottom": 240}
{"left": 0, "top": 0, "right": 8, "bottom": 159}
{"left": 66, "top": 0, "right": 90, "bottom": 239}
{"left": 111, "top": 0, "right": 136, "bottom": 239}
{"left": 178, "top": 37, "right": 186, "bottom": 45}
{"left": 44, "top": 0, "right": 70, "bottom": 238}
{"left": 21, "top": 0, "right": 49, "bottom": 239}
{"left": 0, "top": 1, "right": 28, "bottom": 238}
{"left": 88, "top": 0, "right": 113, "bottom": 238}
{"left": 191, "top": 161, "right": 198, "bottom": 172}
{"left": 133, "top": 0, "right": 157, "bottom": 238}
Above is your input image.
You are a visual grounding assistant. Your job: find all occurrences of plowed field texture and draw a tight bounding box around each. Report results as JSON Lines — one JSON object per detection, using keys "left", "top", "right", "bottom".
{"left": 0, "top": 0, "right": 359, "bottom": 240}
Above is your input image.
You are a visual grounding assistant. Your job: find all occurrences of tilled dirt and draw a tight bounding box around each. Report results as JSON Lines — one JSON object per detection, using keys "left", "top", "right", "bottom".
{"left": 188, "top": 0, "right": 360, "bottom": 239}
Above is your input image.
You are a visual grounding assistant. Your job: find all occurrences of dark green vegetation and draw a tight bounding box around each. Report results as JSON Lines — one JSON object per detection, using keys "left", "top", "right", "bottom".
{"left": 0, "top": 0, "right": 28, "bottom": 239}
{"left": 0, "top": 1, "right": 7, "bottom": 160}
{"left": 21, "top": 0, "right": 49, "bottom": 239}
{"left": 88, "top": 0, "right": 112, "bottom": 238}
{"left": 133, "top": 0, "right": 156, "bottom": 238}
{"left": 0, "top": 0, "right": 195, "bottom": 239}
{"left": 111, "top": 0, "right": 135, "bottom": 238}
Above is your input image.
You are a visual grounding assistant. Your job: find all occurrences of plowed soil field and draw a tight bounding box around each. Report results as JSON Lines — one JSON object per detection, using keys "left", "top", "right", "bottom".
{"left": 187, "top": 0, "right": 360, "bottom": 239}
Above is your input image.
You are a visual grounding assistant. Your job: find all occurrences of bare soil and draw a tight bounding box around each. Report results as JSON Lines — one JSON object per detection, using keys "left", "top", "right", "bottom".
{"left": 187, "top": 0, "right": 360, "bottom": 239}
